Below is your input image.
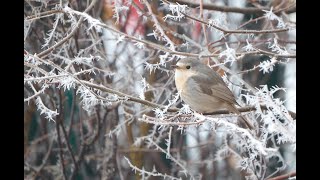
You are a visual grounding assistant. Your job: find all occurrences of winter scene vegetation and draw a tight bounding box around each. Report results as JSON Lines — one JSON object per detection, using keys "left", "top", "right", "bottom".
{"left": 24, "top": 0, "right": 296, "bottom": 179}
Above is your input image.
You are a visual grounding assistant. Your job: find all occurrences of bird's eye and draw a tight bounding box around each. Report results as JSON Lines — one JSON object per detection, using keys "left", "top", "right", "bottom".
{"left": 186, "top": 65, "right": 191, "bottom": 69}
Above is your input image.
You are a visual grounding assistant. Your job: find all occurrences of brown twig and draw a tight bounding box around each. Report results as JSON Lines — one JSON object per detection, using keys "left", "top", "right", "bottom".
{"left": 55, "top": 118, "right": 67, "bottom": 179}
{"left": 256, "top": 48, "right": 296, "bottom": 58}
{"left": 60, "top": 119, "right": 79, "bottom": 176}
{"left": 25, "top": 9, "right": 63, "bottom": 21}
{"left": 68, "top": 89, "right": 76, "bottom": 138}
{"left": 33, "top": 139, "right": 54, "bottom": 178}
{"left": 266, "top": 171, "right": 296, "bottom": 180}
{"left": 69, "top": 144, "right": 87, "bottom": 180}
{"left": 199, "top": 0, "right": 208, "bottom": 47}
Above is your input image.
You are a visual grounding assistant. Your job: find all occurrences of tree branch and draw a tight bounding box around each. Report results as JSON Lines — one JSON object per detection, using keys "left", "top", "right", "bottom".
{"left": 182, "top": 13, "right": 290, "bottom": 34}
{"left": 266, "top": 171, "right": 296, "bottom": 180}
{"left": 80, "top": 80, "right": 296, "bottom": 119}
{"left": 168, "top": 0, "right": 296, "bottom": 15}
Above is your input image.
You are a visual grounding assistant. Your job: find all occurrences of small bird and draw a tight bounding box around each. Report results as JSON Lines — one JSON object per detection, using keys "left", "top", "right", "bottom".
{"left": 172, "top": 58, "right": 253, "bottom": 129}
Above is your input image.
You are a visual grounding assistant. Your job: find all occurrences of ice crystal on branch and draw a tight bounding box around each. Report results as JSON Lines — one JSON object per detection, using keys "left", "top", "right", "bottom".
{"left": 263, "top": 7, "right": 286, "bottom": 29}
{"left": 267, "top": 38, "right": 289, "bottom": 55}
{"left": 124, "top": 156, "right": 182, "bottom": 180}
{"left": 144, "top": 61, "right": 160, "bottom": 74}
{"left": 138, "top": 78, "right": 150, "bottom": 100}
{"left": 258, "top": 57, "right": 277, "bottom": 74}
{"left": 163, "top": 2, "right": 187, "bottom": 21}
{"left": 153, "top": 108, "right": 165, "bottom": 119}
{"left": 63, "top": 6, "right": 103, "bottom": 32}
{"left": 57, "top": 75, "right": 76, "bottom": 91}
{"left": 179, "top": 104, "right": 192, "bottom": 114}
{"left": 242, "top": 85, "right": 296, "bottom": 149}
{"left": 116, "top": 35, "right": 125, "bottom": 45}
{"left": 133, "top": 36, "right": 145, "bottom": 49}
{"left": 219, "top": 43, "right": 236, "bottom": 65}
{"left": 242, "top": 39, "right": 255, "bottom": 52}
{"left": 36, "top": 97, "right": 58, "bottom": 122}
{"left": 42, "top": 13, "right": 63, "bottom": 49}
{"left": 112, "top": 0, "right": 129, "bottom": 24}
{"left": 73, "top": 55, "right": 102, "bottom": 65}
{"left": 207, "top": 13, "right": 227, "bottom": 38}
{"left": 147, "top": 30, "right": 161, "bottom": 41}
{"left": 76, "top": 85, "right": 104, "bottom": 114}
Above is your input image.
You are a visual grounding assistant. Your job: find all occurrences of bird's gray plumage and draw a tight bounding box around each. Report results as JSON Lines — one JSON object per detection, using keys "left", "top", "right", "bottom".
{"left": 174, "top": 58, "right": 253, "bottom": 129}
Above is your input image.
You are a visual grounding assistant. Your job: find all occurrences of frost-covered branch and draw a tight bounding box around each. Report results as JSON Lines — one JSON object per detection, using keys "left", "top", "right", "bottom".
{"left": 124, "top": 157, "right": 182, "bottom": 180}
{"left": 166, "top": 0, "right": 296, "bottom": 15}
{"left": 37, "top": 0, "right": 97, "bottom": 58}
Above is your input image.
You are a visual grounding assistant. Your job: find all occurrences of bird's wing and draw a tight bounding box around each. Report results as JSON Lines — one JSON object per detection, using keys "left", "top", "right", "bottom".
{"left": 189, "top": 73, "right": 238, "bottom": 105}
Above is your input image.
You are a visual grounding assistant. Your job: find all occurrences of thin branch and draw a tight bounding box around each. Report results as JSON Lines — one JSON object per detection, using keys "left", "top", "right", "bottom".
{"left": 24, "top": 69, "right": 93, "bottom": 82}
{"left": 183, "top": 13, "right": 290, "bottom": 34}
{"left": 266, "top": 171, "right": 296, "bottom": 180}
{"left": 60, "top": 120, "right": 79, "bottom": 176}
{"left": 68, "top": 89, "right": 76, "bottom": 137}
{"left": 24, "top": 85, "right": 47, "bottom": 102}
{"left": 69, "top": 144, "right": 87, "bottom": 180}
{"left": 256, "top": 48, "right": 296, "bottom": 58}
{"left": 55, "top": 122, "right": 67, "bottom": 179}
{"left": 33, "top": 139, "right": 54, "bottom": 178}
{"left": 25, "top": 9, "right": 63, "bottom": 21}
{"left": 80, "top": 80, "right": 167, "bottom": 110}
{"left": 199, "top": 0, "right": 208, "bottom": 46}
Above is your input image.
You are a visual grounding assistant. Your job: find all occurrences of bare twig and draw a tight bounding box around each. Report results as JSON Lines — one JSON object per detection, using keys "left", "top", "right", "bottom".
{"left": 56, "top": 121, "right": 67, "bottom": 179}
{"left": 32, "top": 139, "right": 54, "bottom": 178}
{"left": 68, "top": 89, "right": 76, "bottom": 137}
{"left": 199, "top": 0, "right": 208, "bottom": 46}
{"left": 25, "top": 9, "right": 63, "bottom": 21}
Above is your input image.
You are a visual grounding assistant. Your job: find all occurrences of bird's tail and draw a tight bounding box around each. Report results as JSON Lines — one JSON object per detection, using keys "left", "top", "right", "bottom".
{"left": 227, "top": 105, "right": 254, "bottom": 130}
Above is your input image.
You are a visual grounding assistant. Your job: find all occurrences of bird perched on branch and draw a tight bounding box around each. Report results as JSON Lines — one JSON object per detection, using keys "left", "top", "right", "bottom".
{"left": 172, "top": 58, "right": 253, "bottom": 130}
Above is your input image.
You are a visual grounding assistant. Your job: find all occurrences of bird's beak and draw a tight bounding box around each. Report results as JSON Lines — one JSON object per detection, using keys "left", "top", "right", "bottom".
{"left": 171, "top": 65, "right": 179, "bottom": 69}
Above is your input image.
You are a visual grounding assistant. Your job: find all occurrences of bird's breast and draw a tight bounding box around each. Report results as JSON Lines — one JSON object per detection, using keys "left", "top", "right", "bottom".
{"left": 174, "top": 70, "right": 184, "bottom": 92}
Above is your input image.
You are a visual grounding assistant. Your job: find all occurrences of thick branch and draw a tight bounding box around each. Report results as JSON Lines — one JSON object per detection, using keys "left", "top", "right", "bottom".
{"left": 168, "top": 0, "right": 296, "bottom": 15}
{"left": 80, "top": 80, "right": 296, "bottom": 119}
